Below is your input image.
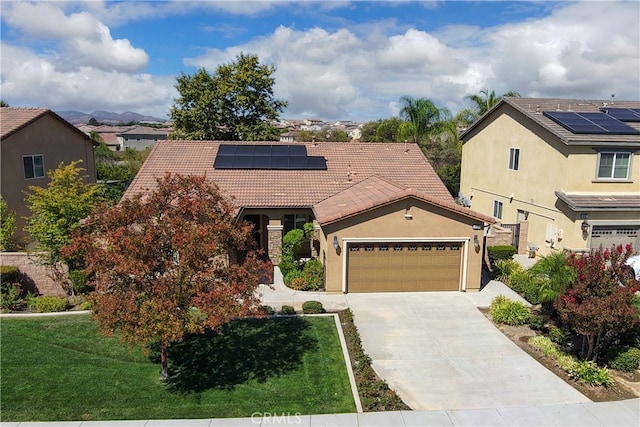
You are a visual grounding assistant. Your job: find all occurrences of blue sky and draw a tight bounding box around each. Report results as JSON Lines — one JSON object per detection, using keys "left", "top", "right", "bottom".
{"left": 1, "top": 1, "right": 638, "bottom": 121}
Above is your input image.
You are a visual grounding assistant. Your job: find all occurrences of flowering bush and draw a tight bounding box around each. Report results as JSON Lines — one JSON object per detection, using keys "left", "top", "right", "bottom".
{"left": 555, "top": 245, "right": 639, "bottom": 361}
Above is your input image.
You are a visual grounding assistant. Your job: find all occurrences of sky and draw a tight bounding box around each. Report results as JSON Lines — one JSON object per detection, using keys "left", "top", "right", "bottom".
{"left": 1, "top": 1, "right": 639, "bottom": 122}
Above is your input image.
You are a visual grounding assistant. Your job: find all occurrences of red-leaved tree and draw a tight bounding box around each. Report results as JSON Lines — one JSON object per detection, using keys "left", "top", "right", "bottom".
{"left": 555, "top": 245, "right": 639, "bottom": 361}
{"left": 62, "top": 174, "right": 272, "bottom": 379}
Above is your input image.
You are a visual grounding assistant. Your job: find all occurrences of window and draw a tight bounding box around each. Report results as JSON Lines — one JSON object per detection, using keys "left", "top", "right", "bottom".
{"left": 283, "top": 214, "right": 310, "bottom": 235}
{"left": 23, "top": 155, "right": 44, "bottom": 179}
{"left": 508, "top": 148, "right": 520, "bottom": 171}
{"left": 493, "top": 200, "right": 503, "bottom": 219}
{"left": 597, "top": 152, "right": 631, "bottom": 179}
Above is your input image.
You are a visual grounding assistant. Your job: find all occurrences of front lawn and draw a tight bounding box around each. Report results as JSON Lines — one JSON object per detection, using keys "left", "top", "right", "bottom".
{"left": 1, "top": 314, "right": 355, "bottom": 421}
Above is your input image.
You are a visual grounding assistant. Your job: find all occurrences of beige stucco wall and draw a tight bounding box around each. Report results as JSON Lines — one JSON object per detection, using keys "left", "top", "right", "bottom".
{"left": 460, "top": 108, "right": 639, "bottom": 256}
{"left": 1, "top": 114, "right": 96, "bottom": 243}
{"left": 319, "top": 199, "right": 486, "bottom": 293}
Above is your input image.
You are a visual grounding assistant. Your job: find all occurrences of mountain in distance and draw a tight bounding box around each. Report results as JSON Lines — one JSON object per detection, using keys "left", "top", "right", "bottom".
{"left": 57, "top": 110, "right": 168, "bottom": 125}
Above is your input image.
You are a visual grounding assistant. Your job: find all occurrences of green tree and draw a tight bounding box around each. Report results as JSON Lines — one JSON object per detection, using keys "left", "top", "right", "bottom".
{"left": 61, "top": 174, "right": 271, "bottom": 380}
{"left": 463, "top": 89, "right": 521, "bottom": 123}
{"left": 359, "top": 120, "right": 381, "bottom": 142}
{"left": 375, "top": 117, "right": 403, "bottom": 142}
{"left": 398, "top": 96, "right": 450, "bottom": 145}
{"left": 0, "top": 196, "right": 16, "bottom": 251}
{"left": 171, "top": 53, "right": 287, "bottom": 141}
{"left": 0, "top": 100, "right": 9, "bottom": 107}
{"left": 24, "top": 161, "right": 101, "bottom": 266}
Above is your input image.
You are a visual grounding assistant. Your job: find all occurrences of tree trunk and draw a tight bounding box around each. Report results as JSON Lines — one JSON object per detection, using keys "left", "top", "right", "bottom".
{"left": 160, "top": 341, "right": 168, "bottom": 381}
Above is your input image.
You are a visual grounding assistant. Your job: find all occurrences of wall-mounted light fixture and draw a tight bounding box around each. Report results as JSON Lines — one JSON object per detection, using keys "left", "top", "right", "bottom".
{"left": 581, "top": 220, "right": 590, "bottom": 233}
{"left": 473, "top": 234, "right": 480, "bottom": 251}
{"left": 333, "top": 236, "right": 339, "bottom": 250}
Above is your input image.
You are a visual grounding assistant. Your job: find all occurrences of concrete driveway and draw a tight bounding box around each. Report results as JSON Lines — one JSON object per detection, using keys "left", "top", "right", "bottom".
{"left": 344, "top": 292, "right": 590, "bottom": 411}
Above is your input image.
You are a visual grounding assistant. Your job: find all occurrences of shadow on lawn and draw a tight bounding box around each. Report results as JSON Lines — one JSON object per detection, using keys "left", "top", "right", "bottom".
{"left": 157, "top": 316, "right": 318, "bottom": 393}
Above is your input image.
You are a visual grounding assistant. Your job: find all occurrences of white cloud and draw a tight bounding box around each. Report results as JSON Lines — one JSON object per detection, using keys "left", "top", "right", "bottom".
{"left": 0, "top": 43, "right": 174, "bottom": 118}
{"left": 0, "top": 1, "right": 637, "bottom": 122}
{"left": 180, "top": 1, "right": 637, "bottom": 121}
{"left": 1, "top": 2, "right": 148, "bottom": 73}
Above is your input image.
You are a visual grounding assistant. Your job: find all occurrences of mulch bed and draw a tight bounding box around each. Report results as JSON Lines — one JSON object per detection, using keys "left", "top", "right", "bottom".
{"left": 481, "top": 308, "right": 639, "bottom": 402}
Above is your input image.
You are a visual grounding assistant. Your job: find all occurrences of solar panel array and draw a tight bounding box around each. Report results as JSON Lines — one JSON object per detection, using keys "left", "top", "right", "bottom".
{"left": 600, "top": 108, "right": 640, "bottom": 122}
{"left": 543, "top": 111, "right": 640, "bottom": 135}
{"left": 213, "top": 144, "right": 328, "bottom": 170}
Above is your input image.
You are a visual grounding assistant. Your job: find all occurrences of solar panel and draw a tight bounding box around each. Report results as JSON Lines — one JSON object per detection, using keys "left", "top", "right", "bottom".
{"left": 232, "top": 156, "right": 253, "bottom": 168}
{"left": 235, "top": 145, "right": 254, "bottom": 156}
{"left": 307, "top": 156, "right": 328, "bottom": 169}
{"left": 270, "top": 156, "right": 289, "bottom": 169}
{"left": 271, "top": 145, "right": 289, "bottom": 156}
{"left": 213, "top": 155, "right": 234, "bottom": 169}
{"left": 288, "top": 145, "right": 307, "bottom": 156}
{"left": 216, "top": 144, "right": 237, "bottom": 155}
{"left": 601, "top": 108, "right": 640, "bottom": 122}
{"left": 543, "top": 111, "right": 640, "bottom": 135}
{"left": 289, "top": 156, "right": 308, "bottom": 168}
{"left": 251, "top": 156, "right": 271, "bottom": 168}
{"left": 253, "top": 145, "right": 272, "bottom": 156}
{"left": 213, "top": 144, "right": 326, "bottom": 170}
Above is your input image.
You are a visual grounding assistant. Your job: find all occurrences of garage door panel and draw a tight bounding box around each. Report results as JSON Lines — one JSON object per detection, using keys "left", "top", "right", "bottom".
{"left": 347, "top": 242, "right": 462, "bottom": 292}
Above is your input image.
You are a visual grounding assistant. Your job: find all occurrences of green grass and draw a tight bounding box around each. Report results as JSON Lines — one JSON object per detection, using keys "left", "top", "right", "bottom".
{"left": 1, "top": 314, "right": 355, "bottom": 421}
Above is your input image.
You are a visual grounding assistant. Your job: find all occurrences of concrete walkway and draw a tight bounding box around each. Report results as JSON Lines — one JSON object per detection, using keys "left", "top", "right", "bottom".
{"left": 2, "top": 399, "right": 639, "bottom": 426}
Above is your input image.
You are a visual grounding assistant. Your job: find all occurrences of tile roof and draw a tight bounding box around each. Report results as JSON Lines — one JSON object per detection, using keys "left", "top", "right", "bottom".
{"left": 126, "top": 140, "right": 458, "bottom": 215}
{"left": 1, "top": 107, "right": 92, "bottom": 143}
{"left": 555, "top": 191, "right": 640, "bottom": 212}
{"left": 1, "top": 107, "right": 50, "bottom": 139}
{"left": 462, "top": 97, "right": 640, "bottom": 146}
{"left": 313, "top": 175, "right": 495, "bottom": 225}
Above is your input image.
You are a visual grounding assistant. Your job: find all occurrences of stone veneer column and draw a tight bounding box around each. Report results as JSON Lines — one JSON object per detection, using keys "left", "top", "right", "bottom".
{"left": 518, "top": 221, "right": 529, "bottom": 255}
{"left": 267, "top": 224, "right": 283, "bottom": 265}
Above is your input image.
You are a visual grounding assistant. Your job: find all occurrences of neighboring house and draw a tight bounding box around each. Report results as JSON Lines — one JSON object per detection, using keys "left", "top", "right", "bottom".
{"left": 0, "top": 107, "right": 97, "bottom": 243}
{"left": 117, "top": 125, "right": 171, "bottom": 151}
{"left": 126, "top": 141, "right": 494, "bottom": 293}
{"left": 459, "top": 97, "right": 640, "bottom": 256}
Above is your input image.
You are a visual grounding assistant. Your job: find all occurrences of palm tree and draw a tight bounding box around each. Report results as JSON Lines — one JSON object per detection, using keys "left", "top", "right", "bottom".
{"left": 464, "top": 89, "right": 521, "bottom": 124}
{"left": 398, "top": 96, "right": 450, "bottom": 145}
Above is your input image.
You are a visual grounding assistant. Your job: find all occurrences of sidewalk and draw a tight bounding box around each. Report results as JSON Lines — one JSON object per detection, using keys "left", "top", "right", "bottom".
{"left": 2, "top": 398, "right": 639, "bottom": 426}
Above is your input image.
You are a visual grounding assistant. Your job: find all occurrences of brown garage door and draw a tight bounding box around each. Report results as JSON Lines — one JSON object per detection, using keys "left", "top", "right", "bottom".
{"left": 347, "top": 242, "right": 462, "bottom": 292}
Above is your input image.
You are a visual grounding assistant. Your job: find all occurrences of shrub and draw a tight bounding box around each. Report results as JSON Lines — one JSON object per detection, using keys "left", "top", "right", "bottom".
{"left": 528, "top": 314, "right": 546, "bottom": 331}
{"left": 487, "top": 245, "right": 517, "bottom": 266}
{"left": 302, "top": 300, "right": 324, "bottom": 314}
{"left": 609, "top": 347, "right": 640, "bottom": 372}
{"left": 529, "top": 251, "right": 574, "bottom": 305}
{"left": 80, "top": 300, "right": 93, "bottom": 311}
{"left": 528, "top": 335, "right": 559, "bottom": 358}
{"left": 302, "top": 258, "right": 324, "bottom": 291}
{"left": 284, "top": 269, "right": 304, "bottom": 288}
{"left": 278, "top": 257, "right": 297, "bottom": 278}
{"left": 35, "top": 296, "right": 68, "bottom": 313}
{"left": 548, "top": 326, "right": 567, "bottom": 345}
{"left": 288, "top": 277, "right": 307, "bottom": 290}
{"left": 492, "top": 259, "right": 523, "bottom": 282}
{"left": 259, "top": 305, "right": 275, "bottom": 315}
{"left": 507, "top": 269, "right": 530, "bottom": 294}
{"left": 1, "top": 284, "right": 24, "bottom": 311}
{"left": 507, "top": 270, "right": 542, "bottom": 305}
{"left": 68, "top": 269, "right": 90, "bottom": 294}
{"left": 568, "top": 360, "right": 611, "bottom": 386}
{"left": 280, "top": 305, "right": 296, "bottom": 315}
{"left": 0, "top": 266, "right": 20, "bottom": 288}
{"left": 490, "top": 295, "right": 530, "bottom": 325}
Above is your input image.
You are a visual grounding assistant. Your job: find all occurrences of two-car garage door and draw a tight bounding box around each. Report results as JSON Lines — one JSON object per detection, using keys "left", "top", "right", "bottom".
{"left": 347, "top": 242, "right": 463, "bottom": 292}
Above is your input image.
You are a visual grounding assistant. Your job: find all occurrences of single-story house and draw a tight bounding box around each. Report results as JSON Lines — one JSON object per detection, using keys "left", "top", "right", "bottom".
{"left": 125, "top": 141, "right": 495, "bottom": 293}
